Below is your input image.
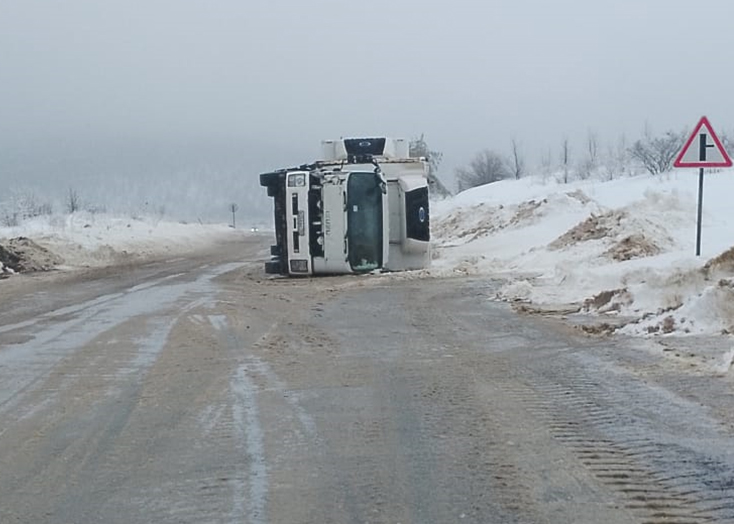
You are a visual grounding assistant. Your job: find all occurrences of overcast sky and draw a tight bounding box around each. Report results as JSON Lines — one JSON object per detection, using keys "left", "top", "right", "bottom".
{"left": 2, "top": 0, "right": 734, "bottom": 215}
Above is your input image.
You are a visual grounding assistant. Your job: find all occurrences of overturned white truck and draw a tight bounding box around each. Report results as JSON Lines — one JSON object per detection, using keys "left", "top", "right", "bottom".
{"left": 260, "top": 137, "right": 430, "bottom": 276}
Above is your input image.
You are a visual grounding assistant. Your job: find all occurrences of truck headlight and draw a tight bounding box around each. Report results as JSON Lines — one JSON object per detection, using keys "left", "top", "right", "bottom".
{"left": 288, "top": 173, "right": 307, "bottom": 187}
{"left": 289, "top": 259, "right": 309, "bottom": 273}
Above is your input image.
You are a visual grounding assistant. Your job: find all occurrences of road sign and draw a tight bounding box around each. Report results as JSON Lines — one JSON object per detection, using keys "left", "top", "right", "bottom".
{"left": 674, "top": 116, "right": 732, "bottom": 256}
{"left": 674, "top": 116, "right": 732, "bottom": 168}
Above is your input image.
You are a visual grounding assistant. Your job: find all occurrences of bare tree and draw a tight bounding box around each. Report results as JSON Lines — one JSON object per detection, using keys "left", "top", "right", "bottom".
{"left": 410, "top": 134, "right": 451, "bottom": 197}
{"left": 630, "top": 129, "right": 686, "bottom": 175}
{"left": 510, "top": 139, "right": 525, "bottom": 180}
{"left": 604, "top": 133, "right": 632, "bottom": 181}
{"left": 0, "top": 206, "right": 18, "bottom": 227}
{"left": 718, "top": 130, "right": 733, "bottom": 157}
{"left": 1, "top": 189, "right": 53, "bottom": 226}
{"left": 579, "top": 131, "right": 599, "bottom": 180}
{"left": 67, "top": 188, "right": 81, "bottom": 213}
{"left": 540, "top": 148, "right": 553, "bottom": 182}
{"left": 456, "top": 149, "right": 509, "bottom": 192}
{"left": 561, "top": 138, "right": 571, "bottom": 184}
{"left": 587, "top": 130, "right": 599, "bottom": 165}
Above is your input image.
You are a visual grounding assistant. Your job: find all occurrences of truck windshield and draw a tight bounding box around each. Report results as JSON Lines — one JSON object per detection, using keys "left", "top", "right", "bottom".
{"left": 346, "top": 172, "right": 384, "bottom": 272}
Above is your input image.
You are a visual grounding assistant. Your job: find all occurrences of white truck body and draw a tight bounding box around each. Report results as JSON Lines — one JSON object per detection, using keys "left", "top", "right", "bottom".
{"left": 260, "top": 138, "right": 430, "bottom": 276}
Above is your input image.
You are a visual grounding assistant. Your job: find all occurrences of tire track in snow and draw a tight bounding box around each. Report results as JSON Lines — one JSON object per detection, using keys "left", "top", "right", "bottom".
{"left": 230, "top": 364, "right": 268, "bottom": 524}
{"left": 0, "top": 263, "right": 243, "bottom": 414}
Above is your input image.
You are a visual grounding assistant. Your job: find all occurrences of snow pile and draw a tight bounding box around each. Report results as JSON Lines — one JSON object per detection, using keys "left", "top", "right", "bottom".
{"left": 0, "top": 237, "right": 63, "bottom": 273}
{"left": 0, "top": 212, "right": 238, "bottom": 271}
{"left": 431, "top": 171, "right": 734, "bottom": 337}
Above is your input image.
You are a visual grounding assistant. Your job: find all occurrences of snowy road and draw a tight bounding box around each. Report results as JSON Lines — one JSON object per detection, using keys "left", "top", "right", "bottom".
{"left": 1, "top": 237, "right": 734, "bottom": 523}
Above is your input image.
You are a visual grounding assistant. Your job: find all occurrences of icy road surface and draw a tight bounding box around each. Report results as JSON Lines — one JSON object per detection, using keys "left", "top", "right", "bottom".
{"left": 1, "top": 236, "right": 734, "bottom": 523}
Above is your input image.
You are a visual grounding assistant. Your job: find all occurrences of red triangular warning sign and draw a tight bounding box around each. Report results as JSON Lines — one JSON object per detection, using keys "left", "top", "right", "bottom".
{"left": 674, "top": 116, "right": 732, "bottom": 168}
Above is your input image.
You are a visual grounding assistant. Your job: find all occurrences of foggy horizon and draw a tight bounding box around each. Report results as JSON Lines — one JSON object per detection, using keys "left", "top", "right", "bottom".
{"left": 3, "top": 0, "right": 734, "bottom": 221}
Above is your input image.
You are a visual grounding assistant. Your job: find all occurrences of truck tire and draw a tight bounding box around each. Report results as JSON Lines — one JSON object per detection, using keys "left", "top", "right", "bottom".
{"left": 264, "top": 260, "right": 282, "bottom": 274}
{"left": 260, "top": 172, "right": 282, "bottom": 197}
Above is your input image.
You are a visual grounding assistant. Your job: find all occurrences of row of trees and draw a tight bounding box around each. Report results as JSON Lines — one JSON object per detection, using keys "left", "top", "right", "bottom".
{"left": 409, "top": 127, "right": 704, "bottom": 195}
{"left": 454, "top": 129, "right": 696, "bottom": 192}
{"left": 1, "top": 130, "right": 717, "bottom": 226}
{"left": 1, "top": 188, "right": 93, "bottom": 227}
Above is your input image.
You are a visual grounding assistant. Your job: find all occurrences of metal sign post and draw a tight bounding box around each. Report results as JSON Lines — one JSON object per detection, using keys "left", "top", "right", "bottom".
{"left": 673, "top": 116, "right": 733, "bottom": 256}
{"left": 696, "top": 167, "right": 704, "bottom": 256}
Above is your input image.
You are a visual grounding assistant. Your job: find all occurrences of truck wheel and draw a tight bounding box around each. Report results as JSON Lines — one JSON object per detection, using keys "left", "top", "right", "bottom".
{"left": 264, "top": 260, "right": 282, "bottom": 274}
{"left": 260, "top": 172, "right": 282, "bottom": 196}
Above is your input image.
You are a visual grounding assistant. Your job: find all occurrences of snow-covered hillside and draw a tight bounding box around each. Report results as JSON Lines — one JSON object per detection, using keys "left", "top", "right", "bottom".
{"left": 431, "top": 170, "right": 734, "bottom": 337}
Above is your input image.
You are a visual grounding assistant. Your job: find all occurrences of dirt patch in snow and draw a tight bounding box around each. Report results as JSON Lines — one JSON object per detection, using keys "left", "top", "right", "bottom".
{"left": 549, "top": 210, "right": 666, "bottom": 260}
{"left": 0, "top": 237, "right": 64, "bottom": 274}
{"left": 645, "top": 315, "right": 678, "bottom": 335}
{"left": 549, "top": 210, "right": 628, "bottom": 249}
{"left": 582, "top": 288, "right": 632, "bottom": 313}
{"left": 603, "top": 234, "right": 662, "bottom": 261}
{"left": 565, "top": 189, "right": 593, "bottom": 205}
{"left": 0, "top": 245, "right": 20, "bottom": 276}
{"left": 511, "top": 302, "right": 581, "bottom": 316}
{"left": 435, "top": 198, "right": 553, "bottom": 245}
{"left": 432, "top": 204, "right": 501, "bottom": 243}
{"left": 576, "top": 323, "right": 618, "bottom": 336}
{"left": 717, "top": 279, "right": 734, "bottom": 333}
{"left": 509, "top": 199, "right": 547, "bottom": 227}
{"left": 704, "top": 246, "right": 734, "bottom": 276}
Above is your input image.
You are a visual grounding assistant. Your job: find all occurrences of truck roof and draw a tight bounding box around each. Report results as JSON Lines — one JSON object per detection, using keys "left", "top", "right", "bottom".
{"left": 321, "top": 137, "right": 410, "bottom": 162}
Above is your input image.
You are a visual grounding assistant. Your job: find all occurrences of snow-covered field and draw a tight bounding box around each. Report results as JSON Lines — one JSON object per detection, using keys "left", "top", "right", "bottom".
{"left": 0, "top": 212, "right": 238, "bottom": 273}
{"left": 3, "top": 170, "right": 734, "bottom": 341}
{"left": 430, "top": 170, "right": 734, "bottom": 338}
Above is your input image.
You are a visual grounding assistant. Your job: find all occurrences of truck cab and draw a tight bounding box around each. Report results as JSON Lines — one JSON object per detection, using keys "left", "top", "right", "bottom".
{"left": 260, "top": 137, "right": 430, "bottom": 276}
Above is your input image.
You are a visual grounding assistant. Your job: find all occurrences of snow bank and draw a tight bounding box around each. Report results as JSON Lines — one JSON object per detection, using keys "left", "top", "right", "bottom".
{"left": 0, "top": 212, "right": 239, "bottom": 270}
{"left": 431, "top": 170, "right": 734, "bottom": 337}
